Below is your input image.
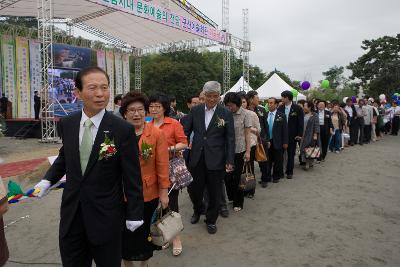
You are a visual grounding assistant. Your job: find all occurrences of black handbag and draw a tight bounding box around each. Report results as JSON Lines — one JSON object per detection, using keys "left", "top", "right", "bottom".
{"left": 238, "top": 162, "right": 256, "bottom": 191}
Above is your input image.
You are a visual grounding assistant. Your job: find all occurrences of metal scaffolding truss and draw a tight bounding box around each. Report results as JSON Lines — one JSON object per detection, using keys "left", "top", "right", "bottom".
{"left": 141, "top": 38, "right": 218, "bottom": 55}
{"left": 242, "top": 8, "right": 249, "bottom": 91}
{"left": 0, "top": 0, "right": 20, "bottom": 10}
{"left": 37, "top": 0, "right": 58, "bottom": 142}
{"left": 222, "top": 0, "right": 231, "bottom": 94}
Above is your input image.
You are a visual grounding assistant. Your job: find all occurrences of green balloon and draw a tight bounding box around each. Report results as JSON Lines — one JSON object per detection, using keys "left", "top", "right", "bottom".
{"left": 321, "top": 80, "right": 330, "bottom": 89}
{"left": 395, "top": 93, "right": 400, "bottom": 96}
{"left": 291, "top": 89, "right": 299, "bottom": 97}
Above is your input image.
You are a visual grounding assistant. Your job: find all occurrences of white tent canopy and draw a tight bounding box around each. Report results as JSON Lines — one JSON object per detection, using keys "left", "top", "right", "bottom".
{"left": 256, "top": 73, "right": 306, "bottom": 101}
{"left": 222, "top": 76, "right": 253, "bottom": 97}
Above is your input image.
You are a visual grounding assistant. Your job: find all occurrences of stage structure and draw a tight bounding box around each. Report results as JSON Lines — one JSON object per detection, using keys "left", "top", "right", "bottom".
{"left": 0, "top": 0, "right": 251, "bottom": 142}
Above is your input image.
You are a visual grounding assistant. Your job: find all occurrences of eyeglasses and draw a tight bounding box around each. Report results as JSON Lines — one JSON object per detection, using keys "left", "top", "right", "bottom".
{"left": 127, "top": 108, "right": 145, "bottom": 114}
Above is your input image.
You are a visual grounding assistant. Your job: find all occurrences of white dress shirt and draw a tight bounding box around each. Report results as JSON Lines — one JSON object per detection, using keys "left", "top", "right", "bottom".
{"left": 205, "top": 105, "right": 217, "bottom": 129}
{"left": 79, "top": 109, "right": 106, "bottom": 145}
{"left": 345, "top": 106, "right": 353, "bottom": 118}
{"left": 318, "top": 110, "right": 325, "bottom": 126}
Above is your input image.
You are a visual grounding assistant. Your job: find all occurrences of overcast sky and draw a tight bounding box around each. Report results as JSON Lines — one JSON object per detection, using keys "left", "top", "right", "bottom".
{"left": 189, "top": 0, "right": 400, "bottom": 83}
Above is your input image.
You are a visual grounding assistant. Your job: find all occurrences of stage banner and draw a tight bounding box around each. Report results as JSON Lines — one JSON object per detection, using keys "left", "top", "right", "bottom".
{"left": 88, "top": 0, "right": 227, "bottom": 44}
{"left": 29, "top": 39, "right": 42, "bottom": 118}
{"left": 16, "top": 37, "right": 31, "bottom": 118}
{"left": 97, "top": 50, "right": 106, "bottom": 71}
{"left": 114, "top": 53, "right": 123, "bottom": 95}
{"left": 52, "top": 43, "right": 91, "bottom": 70}
{"left": 122, "top": 54, "right": 130, "bottom": 94}
{"left": 1, "top": 35, "right": 17, "bottom": 118}
{"left": 105, "top": 50, "right": 115, "bottom": 110}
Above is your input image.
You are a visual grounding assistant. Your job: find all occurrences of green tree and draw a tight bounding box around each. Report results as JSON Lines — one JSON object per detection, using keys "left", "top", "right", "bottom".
{"left": 347, "top": 34, "right": 400, "bottom": 97}
{"left": 322, "top": 65, "right": 346, "bottom": 89}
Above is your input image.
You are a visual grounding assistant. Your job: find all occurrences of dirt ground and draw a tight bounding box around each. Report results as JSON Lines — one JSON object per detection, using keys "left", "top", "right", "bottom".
{"left": 1, "top": 136, "right": 400, "bottom": 267}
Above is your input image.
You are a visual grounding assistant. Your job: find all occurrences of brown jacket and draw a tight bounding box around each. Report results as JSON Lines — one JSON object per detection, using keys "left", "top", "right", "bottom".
{"left": 138, "top": 123, "right": 170, "bottom": 202}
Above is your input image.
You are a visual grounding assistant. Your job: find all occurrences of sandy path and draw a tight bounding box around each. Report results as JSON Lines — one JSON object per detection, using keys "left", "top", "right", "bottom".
{"left": 2, "top": 136, "right": 400, "bottom": 267}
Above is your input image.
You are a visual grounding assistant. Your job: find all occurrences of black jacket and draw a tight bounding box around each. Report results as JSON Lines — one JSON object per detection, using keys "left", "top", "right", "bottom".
{"left": 318, "top": 109, "right": 334, "bottom": 132}
{"left": 44, "top": 111, "right": 143, "bottom": 245}
{"left": 184, "top": 104, "right": 235, "bottom": 170}
{"left": 278, "top": 103, "right": 304, "bottom": 144}
{"left": 252, "top": 105, "right": 270, "bottom": 145}
{"left": 266, "top": 110, "right": 288, "bottom": 149}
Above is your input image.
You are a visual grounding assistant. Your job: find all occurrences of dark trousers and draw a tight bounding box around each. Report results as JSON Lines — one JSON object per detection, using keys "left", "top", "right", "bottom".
{"left": 266, "top": 140, "right": 284, "bottom": 181}
{"left": 248, "top": 146, "right": 256, "bottom": 195}
{"left": 59, "top": 206, "right": 121, "bottom": 267}
{"left": 329, "top": 129, "right": 342, "bottom": 151}
{"left": 225, "top": 152, "right": 245, "bottom": 208}
{"left": 258, "top": 143, "right": 269, "bottom": 182}
{"left": 286, "top": 141, "right": 296, "bottom": 175}
{"left": 349, "top": 120, "right": 357, "bottom": 144}
{"left": 34, "top": 105, "right": 40, "bottom": 120}
{"left": 168, "top": 189, "right": 179, "bottom": 213}
{"left": 202, "top": 179, "right": 228, "bottom": 212}
{"left": 364, "top": 125, "right": 372, "bottom": 143}
{"left": 392, "top": 117, "right": 400, "bottom": 135}
{"left": 319, "top": 126, "right": 330, "bottom": 160}
{"left": 353, "top": 118, "right": 364, "bottom": 144}
{"left": 188, "top": 153, "right": 224, "bottom": 224}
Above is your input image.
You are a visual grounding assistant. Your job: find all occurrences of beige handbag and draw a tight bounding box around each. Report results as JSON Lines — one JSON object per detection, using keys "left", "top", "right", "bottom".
{"left": 150, "top": 207, "right": 184, "bottom": 247}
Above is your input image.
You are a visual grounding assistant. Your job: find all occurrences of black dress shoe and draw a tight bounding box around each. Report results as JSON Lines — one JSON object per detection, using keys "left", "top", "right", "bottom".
{"left": 220, "top": 209, "right": 229, "bottom": 218}
{"left": 261, "top": 182, "right": 268, "bottom": 188}
{"left": 190, "top": 213, "right": 200, "bottom": 224}
{"left": 287, "top": 175, "right": 293, "bottom": 179}
{"left": 272, "top": 179, "right": 279, "bottom": 183}
{"left": 207, "top": 224, "right": 217, "bottom": 234}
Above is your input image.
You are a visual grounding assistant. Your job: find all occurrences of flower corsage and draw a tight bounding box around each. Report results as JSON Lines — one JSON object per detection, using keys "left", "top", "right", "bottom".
{"left": 216, "top": 115, "right": 226, "bottom": 128}
{"left": 141, "top": 141, "right": 153, "bottom": 161}
{"left": 99, "top": 133, "right": 117, "bottom": 160}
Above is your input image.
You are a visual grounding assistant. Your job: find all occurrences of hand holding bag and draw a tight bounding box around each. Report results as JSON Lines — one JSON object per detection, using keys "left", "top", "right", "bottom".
{"left": 150, "top": 206, "right": 184, "bottom": 247}
{"left": 238, "top": 162, "right": 256, "bottom": 191}
{"left": 255, "top": 135, "right": 267, "bottom": 162}
{"left": 169, "top": 147, "right": 193, "bottom": 189}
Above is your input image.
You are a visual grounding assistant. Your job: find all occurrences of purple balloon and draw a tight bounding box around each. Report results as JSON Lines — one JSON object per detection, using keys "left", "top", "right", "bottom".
{"left": 301, "top": 81, "right": 311, "bottom": 90}
{"left": 351, "top": 96, "right": 357, "bottom": 103}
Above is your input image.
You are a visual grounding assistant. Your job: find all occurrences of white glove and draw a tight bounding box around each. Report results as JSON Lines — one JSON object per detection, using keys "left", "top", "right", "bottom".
{"left": 33, "top": 180, "right": 51, "bottom": 198}
{"left": 126, "top": 220, "right": 144, "bottom": 232}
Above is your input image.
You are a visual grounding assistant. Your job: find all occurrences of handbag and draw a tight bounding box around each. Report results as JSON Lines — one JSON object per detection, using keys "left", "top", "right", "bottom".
{"left": 169, "top": 148, "right": 193, "bottom": 189}
{"left": 238, "top": 162, "right": 256, "bottom": 191}
{"left": 304, "top": 145, "right": 321, "bottom": 159}
{"left": 255, "top": 135, "right": 267, "bottom": 162}
{"left": 150, "top": 206, "right": 184, "bottom": 247}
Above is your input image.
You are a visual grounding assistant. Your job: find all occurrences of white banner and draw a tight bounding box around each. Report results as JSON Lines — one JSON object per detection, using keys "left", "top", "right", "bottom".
{"left": 122, "top": 54, "right": 130, "bottom": 94}
{"left": 105, "top": 50, "right": 115, "bottom": 110}
{"left": 16, "top": 37, "right": 31, "bottom": 118}
{"left": 1, "top": 35, "right": 17, "bottom": 118}
{"left": 114, "top": 53, "right": 123, "bottom": 95}
{"left": 29, "top": 40, "right": 42, "bottom": 118}
{"left": 97, "top": 50, "right": 106, "bottom": 71}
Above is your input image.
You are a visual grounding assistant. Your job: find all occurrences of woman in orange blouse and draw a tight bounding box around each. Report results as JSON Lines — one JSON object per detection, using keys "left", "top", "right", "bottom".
{"left": 148, "top": 94, "right": 188, "bottom": 256}
{"left": 120, "top": 92, "right": 170, "bottom": 267}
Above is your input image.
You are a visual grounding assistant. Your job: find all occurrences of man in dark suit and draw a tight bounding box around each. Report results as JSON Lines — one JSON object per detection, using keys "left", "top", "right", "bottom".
{"left": 34, "top": 91, "right": 41, "bottom": 120}
{"left": 266, "top": 98, "right": 288, "bottom": 183}
{"left": 184, "top": 81, "right": 235, "bottom": 234}
{"left": 34, "top": 67, "right": 144, "bottom": 267}
{"left": 278, "top": 90, "right": 304, "bottom": 179}
{"left": 317, "top": 100, "right": 334, "bottom": 161}
{"left": 344, "top": 98, "right": 357, "bottom": 145}
{"left": 247, "top": 90, "right": 270, "bottom": 188}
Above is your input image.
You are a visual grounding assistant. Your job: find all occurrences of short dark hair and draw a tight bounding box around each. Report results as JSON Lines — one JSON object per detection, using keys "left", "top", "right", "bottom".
{"left": 305, "top": 100, "right": 315, "bottom": 111}
{"left": 268, "top": 97, "right": 278, "bottom": 104}
{"left": 114, "top": 94, "right": 123, "bottom": 105}
{"left": 170, "top": 96, "right": 176, "bottom": 103}
{"left": 281, "top": 90, "right": 293, "bottom": 101}
{"left": 223, "top": 92, "right": 241, "bottom": 107}
{"left": 186, "top": 95, "right": 198, "bottom": 104}
{"left": 75, "top": 66, "right": 109, "bottom": 91}
{"left": 34, "top": 91, "right": 38, "bottom": 94}
{"left": 246, "top": 90, "right": 258, "bottom": 99}
{"left": 120, "top": 91, "right": 149, "bottom": 117}
{"left": 297, "top": 99, "right": 306, "bottom": 106}
{"left": 317, "top": 100, "right": 327, "bottom": 106}
{"left": 149, "top": 94, "right": 171, "bottom": 117}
